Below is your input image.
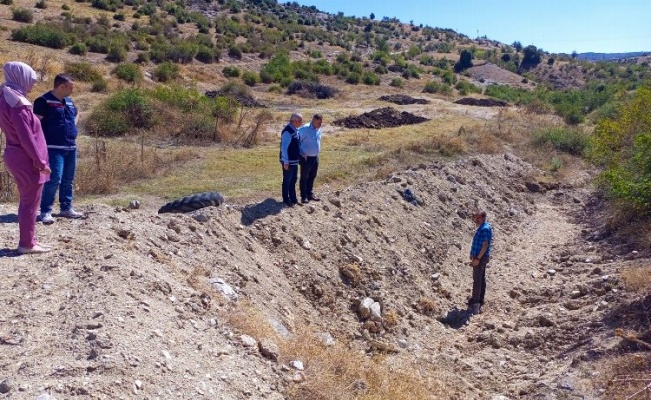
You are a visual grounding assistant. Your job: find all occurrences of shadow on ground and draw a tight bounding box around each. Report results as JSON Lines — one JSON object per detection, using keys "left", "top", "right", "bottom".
{"left": 0, "top": 213, "right": 18, "bottom": 223}
{"left": 240, "top": 198, "right": 285, "bottom": 225}
{"left": 0, "top": 248, "right": 19, "bottom": 258}
{"left": 439, "top": 307, "right": 472, "bottom": 329}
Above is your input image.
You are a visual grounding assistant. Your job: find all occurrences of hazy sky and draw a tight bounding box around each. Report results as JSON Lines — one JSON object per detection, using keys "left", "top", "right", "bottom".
{"left": 294, "top": 0, "right": 649, "bottom": 54}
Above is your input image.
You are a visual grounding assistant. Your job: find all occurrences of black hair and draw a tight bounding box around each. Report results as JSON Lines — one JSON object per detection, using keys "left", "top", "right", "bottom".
{"left": 53, "top": 74, "right": 73, "bottom": 88}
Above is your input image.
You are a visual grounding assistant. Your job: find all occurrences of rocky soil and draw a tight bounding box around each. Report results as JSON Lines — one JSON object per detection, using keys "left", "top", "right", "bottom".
{"left": 0, "top": 153, "right": 648, "bottom": 400}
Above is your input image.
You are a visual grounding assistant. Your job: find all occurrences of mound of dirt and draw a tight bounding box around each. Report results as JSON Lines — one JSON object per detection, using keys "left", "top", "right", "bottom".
{"left": 379, "top": 94, "right": 430, "bottom": 105}
{"left": 333, "top": 107, "right": 429, "bottom": 129}
{"left": 454, "top": 98, "right": 508, "bottom": 107}
{"left": 205, "top": 90, "right": 266, "bottom": 108}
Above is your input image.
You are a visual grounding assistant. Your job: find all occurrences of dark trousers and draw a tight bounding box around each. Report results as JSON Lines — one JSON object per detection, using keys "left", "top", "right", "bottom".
{"left": 299, "top": 156, "right": 319, "bottom": 199}
{"left": 471, "top": 255, "right": 489, "bottom": 305}
{"left": 281, "top": 164, "right": 298, "bottom": 204}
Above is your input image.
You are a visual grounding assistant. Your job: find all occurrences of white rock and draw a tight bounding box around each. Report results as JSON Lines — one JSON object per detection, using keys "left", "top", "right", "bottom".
{"left": 316, "top": 332, "right": 335, "bottom": 347}
{"left": 240, "top": 335, "right": 257, "bottom": 347}
{"left": 431, "top": 273, "right": 440, "bottom": 281}
{"left": 547, "top": 269, "right": 556, "bottom": 276}
{"left": 370, "top": 302, "right": 382, "bottom": 322}
{"left": 302, "top": 240, "right": 312, "bottom": 250}
{"left": 35, "top": 395, "right": 57, "bottom": 400}
{"left": 359, "top": 297, "right": 374, "bottom": 319}
{"left": 128, "top": 200, "right": 140, "bottom": 209}
{"left": 209, "top": 277, "right": 238, "bottom": 301}
{"left": 397, "top": 339, "right": 408, "bottom": 349}
{"left": 161, "top": 350, "right": 172, "bottom": 360}
{"left": 289, "top": 360, "right": 304, "bottom": 371}
{"left": 134, "top": 380, "right": 143, "bottom": 390}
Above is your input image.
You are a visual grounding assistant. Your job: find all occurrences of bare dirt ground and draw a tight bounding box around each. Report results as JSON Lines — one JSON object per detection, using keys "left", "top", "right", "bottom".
{"left": 1, "top": 149, "right": 646, "bottom": 400}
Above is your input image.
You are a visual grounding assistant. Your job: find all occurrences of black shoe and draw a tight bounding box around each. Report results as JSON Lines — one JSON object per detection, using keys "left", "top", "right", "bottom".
{"left": 284, "top": 202, "right": 294, "bottom": 207}
{"left": 301, "top": 198, "right": 309, "bottom": 204}
{"left": 308, "top": 196, "right": 320, "bottom": 202}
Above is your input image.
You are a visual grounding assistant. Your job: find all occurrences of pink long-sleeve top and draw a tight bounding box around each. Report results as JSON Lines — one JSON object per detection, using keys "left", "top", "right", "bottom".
{"left": 0, "top": 96, "right": 50, "bottom": 184}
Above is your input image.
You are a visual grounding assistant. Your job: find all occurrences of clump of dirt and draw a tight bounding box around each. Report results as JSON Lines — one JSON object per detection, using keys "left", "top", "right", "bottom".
{"left": 454, "top": 98, "right": 508, "bottom": 107}
{"left": 333, "top": 107, "right": 429, "bottom": 129}
{"left": 379, "top": 94, "right": 430, "bottom": 105}
{"left": 205, "top": 90, "right": 266, "bottom": 108}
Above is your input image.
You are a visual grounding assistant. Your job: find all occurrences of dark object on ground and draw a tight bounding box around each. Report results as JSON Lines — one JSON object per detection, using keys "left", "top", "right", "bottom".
{"left": 398, "top": 188, "right": 420, "bottom": 205}
{"left": 454, "top": 98, "right": 508, "bottom": 107}
{"left": 379, "top": 94, "right": 430, "bottom": 105}
{"left": 333, "top": 107, "right": 429, "bottom": 129}
{"left": 287, "top": 80, "right": 338, "bottom": 99}
{"left": 205, "top": 90, "right": 266, "bottom": 108}
{"left": 158, "top": 192, "right": 225, "bottom": 214}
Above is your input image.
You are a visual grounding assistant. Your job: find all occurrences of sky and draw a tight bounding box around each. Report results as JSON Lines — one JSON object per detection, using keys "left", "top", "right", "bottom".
{"left": 293, "top": 0, "right": 650, "bottom": 54}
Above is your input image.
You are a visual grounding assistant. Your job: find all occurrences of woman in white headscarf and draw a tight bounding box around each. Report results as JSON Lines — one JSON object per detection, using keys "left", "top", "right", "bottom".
{"left": 0, "top": 61, "right": 52, "bottom": 254}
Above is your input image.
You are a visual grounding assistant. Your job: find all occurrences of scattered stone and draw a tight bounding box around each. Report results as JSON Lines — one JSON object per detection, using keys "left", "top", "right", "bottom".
{"left": 268, "top": 318, "right": 291, "bottom": 338}
{"left": 258, "top": 339, "right": 280, "bottom": 362}
{"left": 359, "top": 298, "right": 375, "bottom": 319}
{"left": 240, "top": 335, "right": 257, "bottom": 348}
{"left": 117, "top": 229, "right": 135, "bottom": 240}
{"left": 192, "top": 214, "right": 209, "bottom": 223}
{"left": 35, "top": 394, "right": 56, "bottom": 400}
{"left": 161, "top": 350, "right": 172, "bottom": 360}
{"left": 134, "top": 380, "right": 143, "bottom": 390}
{"left": 0, "top": 378, "right": 13, "bottom": 394}
{"left": 292, "top": 371, "right": 305, "bottom": 382}
{"left": 209, "top": 277, "right": 238, "bottom": 301}
{"left": 558, "top": 380, "right": 574, "bottom": 391}
{"left": 289, "top": 360, "right": 304, "bottom": 371}
{"left": 128, "top": 200, "right": 140, "bottom": 210}
{"left": 329, "top": 198, "right": 342, "bottom": 208}
{"left": 370, "top": 302, "right": 382, "bottom": 322}
{"left": 397, "top": 339, "right": 408, "bottom": 349}
{"left": 547, "top": 269, "right": 556, "bottom": 276}
{"left": 316, "top": 332, "right": 335, "bottom": 347}
{"left": 525, "top": 181, "right": 541, "bottom": 193}
{"left": 302, "top": 240, "right": 312, "bottom": 250}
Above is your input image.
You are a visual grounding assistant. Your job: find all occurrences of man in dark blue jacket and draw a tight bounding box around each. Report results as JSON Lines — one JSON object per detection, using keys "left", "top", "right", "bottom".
{"left": 35, "top": 74, "right": 83, "bottom": 224}
{"left": 279, "top": 113, "right": 302, "bottom": 207}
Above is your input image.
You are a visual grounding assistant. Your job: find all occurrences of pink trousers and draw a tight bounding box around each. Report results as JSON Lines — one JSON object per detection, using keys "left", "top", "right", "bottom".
{"left": 4, "top": 148, "right": 45, "bottom": 248}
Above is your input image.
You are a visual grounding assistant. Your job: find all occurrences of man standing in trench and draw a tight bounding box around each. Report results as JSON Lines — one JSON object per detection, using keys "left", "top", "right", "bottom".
{"left": 469, "top": 210, "right": 493, "bottom": 315}
{"left": 299, "top": 114, "right": 322, "bottom": 204}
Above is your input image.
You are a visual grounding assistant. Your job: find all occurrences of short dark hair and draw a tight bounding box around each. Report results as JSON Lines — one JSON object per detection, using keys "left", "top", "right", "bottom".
{"left": 474, "top": 210, "right": 487, "bottom": 218}
{"left": 53, "top": 74, "right": 73, "bottom": 88}
{"left": 312, "top": 113, "right": 323, "bottom": 121}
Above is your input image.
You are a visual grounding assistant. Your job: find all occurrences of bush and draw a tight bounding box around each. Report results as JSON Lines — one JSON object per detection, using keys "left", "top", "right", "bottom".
{"left": 61, "top": 3, "right": 70, "bottom": 9}
{"left": 222, "top": 66, "right": 241, "bottom": 78}
{"left": 153, "top": 61, "right": 180, "bottom": 82}
{"left": 113, "top": 63, "right": 142, "bottom": 83}
{"left": 286, "top": 80, "right": 337, "bottom": 99}
{"left": 69, "top": 42, "right": 88, "bottom": 55}
{"left": 533, "top": 127, "right": 588, "bottom": 155}
{"left": 11, "top": 8, "right": 33, "bottom": 23}
{"left": 589, "top": 86, "right": 651, "bottom": 209}
{"left": 1, "top": 0, "right": 13, "bottom": 5}
{"left": 91, "top": 78, "right": 108, "bottom": 92}
{"left": 362, "top": 72, "right": 380, "bottom": 85}
{"left": 455, "top": 80, "right": 481, "bottom": 95}
{"left": 228, "top": 45, "right": 242, "bottom": 59}
{"left": 12, "top": 23, "right": 70, "bottom": 48}
{"left": 107, "top": 43, "right": 128, "bottom": 62}
{"left": 35, "top": 0, "right": 47, "bottom": 9}
{"left": 242, "top": 71, "right": 259, "bottom": 86}
{"left": 423, "top": 81, "right": 452, "bottom": 95}
{"left": 346, "top": 72, "right": 360, "bottom": 85}
{"left": 135, "top": 52, "right": 150, "bottom": 64}
{"left": 65, "top": 61, "right": 103, "bottom": 82}
{"left": 195, "top": 46, "right": 216, "bottom": 64}
{"left": 88, "top": 88, "right": 154, "bottom": 136}
{"left": 389, "top": 77, "right": 404, "bottom": 88}
{"left": 113, "top": 12, "right": 125, "bottom": 21}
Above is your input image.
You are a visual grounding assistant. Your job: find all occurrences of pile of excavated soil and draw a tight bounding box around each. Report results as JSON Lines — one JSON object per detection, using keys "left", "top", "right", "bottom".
{"left": 333, "top": 107, "right": 429, "bottom": 129}
{"left": 379, "top": 94, "right": 430, "bottom": 105}
{"left": 0, "top": 153, "right": 645, "bottom": 399}
{"left": 454, "top": 98, "right": 508, "bottom": 107}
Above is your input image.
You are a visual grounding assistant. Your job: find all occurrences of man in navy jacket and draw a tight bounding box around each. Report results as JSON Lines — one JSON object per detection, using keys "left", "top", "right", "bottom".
{"left": 279, "top": 113, "right": 303, "bottom": 207}
{"left": 35, "top": 74, "right": 83, "bottom": 224}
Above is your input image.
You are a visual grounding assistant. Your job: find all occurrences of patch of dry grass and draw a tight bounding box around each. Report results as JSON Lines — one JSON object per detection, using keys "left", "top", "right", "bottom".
{"left": 621, "top": 265, "right": 651, "bottom": 292}
{"left": 227, "top": 303, "right": 443, "bottom": 400}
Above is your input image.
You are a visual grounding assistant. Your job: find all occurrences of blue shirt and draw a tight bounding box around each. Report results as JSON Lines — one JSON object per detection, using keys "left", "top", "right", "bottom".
{"left": 298, "top": 122, "right": 321, "bottom": 157}
{"left": 471, "top": 221, "right": 492, "bottom": 258}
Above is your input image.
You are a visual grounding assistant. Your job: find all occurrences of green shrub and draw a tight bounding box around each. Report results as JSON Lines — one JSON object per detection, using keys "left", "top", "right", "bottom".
{"left": 589, "top": 86, "right": 651, "bottom": 209}
{"left": 195, "top": 46, "right": 216, "bottom": 64}
{"left": 69, "top": 42, "right": 88, "bottom": 55}
{"left": 12, "top": 23, "right": 70, "bottom": 48}
{"left": 61, "top": 3, "right": 70, "bottom": 9}
{"left": 11, "top": 7, "right": 33, "bottom": 23}
{"left": 227, "top": 45, "right": 242, "bottom": 59}
{"left": 65, "top": 61, "right": 103, "bottom": 82}
{"left": 346, "top": 72, "right": 360, "bottom": 84}
{"left": 113, "top": 12, "right": 125, "bottom": 21}
{"left": 35, "top": 0, "right": 47, "bottom": 9}
{"left": 88, "top": 88, "right": 154, "bottom": 136}
{"left": 106, "top": 43, "right": 128, "bottom": 62}
{"left": 287, "top": 80, "right": 337, "bottom": 99}
{"left": 362, "top": 72, "right": 380, "bottom": 85}
{"left": 85, "top": 36, "right": 111, "bottom": 53}
{"left": 389, "top": 77, "right": 404, "bottom": 88}
{"left": 153, "top": 61, "right": 180, "bottom": 82}
{"left": 268, "top": 85, "right": 282, "bottom": 93}
{"left": 113, "top": 63, "right": 142, "bottom": 83}
{"left": 91, "top": 78, "right": 108, "bottom": 92}
{"left": 222, "top": 66, "right": 241, "bottom": 78}
{"left": 455, "top": 80, "right": 481, "bottom": 95}
{"left": 533, "top": 127, "right": 588, "bottom": 155}
{"left": 135, "top": 52, "right": 150, "bottom": 64}
{"left": 242, "top": 71, "right": 259, "bottom": 86}
{"left": 423, "top": 81, "right": 452, "bottom": 95}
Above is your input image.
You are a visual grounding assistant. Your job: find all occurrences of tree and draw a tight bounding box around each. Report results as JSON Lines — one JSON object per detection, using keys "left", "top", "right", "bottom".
{"left": 521, "top": 45, "right": 542, "bottom": 68}
{"left": 454, "top": 49, "right": 473, "bottom": 72}
{"left": 512, "top": 41, "right": 522, "bottom": 52}
{"left": 370, "top": 12, "right": 375, "bottom": 20}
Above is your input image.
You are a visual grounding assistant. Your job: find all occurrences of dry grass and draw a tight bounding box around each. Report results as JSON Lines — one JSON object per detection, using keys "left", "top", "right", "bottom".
{"left": 621, "top": 265, "right": 651, "bottom": 292}
{"left": 227, "top": 303, "right": 443, "bottom": 400}
{"left": 605, "top": 353, "right": 651, "bottom": 399}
